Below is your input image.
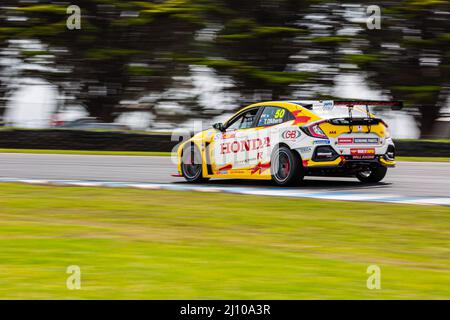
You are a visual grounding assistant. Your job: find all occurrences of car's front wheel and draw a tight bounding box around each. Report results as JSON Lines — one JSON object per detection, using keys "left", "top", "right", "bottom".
{"left": 181, "top": 144, "right": 209, "bottom": 183}
{"left": 356, "top": 166, "right": 387, "bottom": 183}
{"left": 270, "top": 146, "right": 304, "bottom": 186}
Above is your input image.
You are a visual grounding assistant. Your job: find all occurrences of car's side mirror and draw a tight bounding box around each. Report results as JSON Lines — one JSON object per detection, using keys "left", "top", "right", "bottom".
{"left": 213, "top": 122, "right": 225, "bottom": 132}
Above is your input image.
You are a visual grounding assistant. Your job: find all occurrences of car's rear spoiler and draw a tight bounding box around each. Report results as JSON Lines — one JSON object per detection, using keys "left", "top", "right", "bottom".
{"left": 323, "top": 100, "right": 402, "bottom": 133}
{"left": 334, "top": 100, "right": 403, "bottom": 110}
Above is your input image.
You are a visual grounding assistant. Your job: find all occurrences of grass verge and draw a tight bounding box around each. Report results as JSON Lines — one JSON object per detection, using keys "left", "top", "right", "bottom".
{"left": 0, "top": 183, "right": 448, "bottom": 299}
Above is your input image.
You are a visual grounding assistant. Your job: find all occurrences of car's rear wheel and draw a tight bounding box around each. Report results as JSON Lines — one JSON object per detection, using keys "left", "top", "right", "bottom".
{"left": 181, "top": 144, "right": 209, "bottom": 183}
{"left": 356, "top": 166, "right": 387, "bottom": 183}
{"left": 270, "top": 146, "right": 304, "bottom": 186}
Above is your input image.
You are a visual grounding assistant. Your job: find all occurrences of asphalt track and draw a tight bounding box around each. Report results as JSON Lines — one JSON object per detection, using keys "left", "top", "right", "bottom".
{"left": 0, "top": 153, "right": 449, "bottom": 205}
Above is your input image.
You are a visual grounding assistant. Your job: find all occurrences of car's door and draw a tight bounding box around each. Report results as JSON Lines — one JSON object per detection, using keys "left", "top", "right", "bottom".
{"left": 248, "top": 106, "right": 297, "bottom": 176}
{"left": 210, "top": 107, "right": 261, "bottom": 176}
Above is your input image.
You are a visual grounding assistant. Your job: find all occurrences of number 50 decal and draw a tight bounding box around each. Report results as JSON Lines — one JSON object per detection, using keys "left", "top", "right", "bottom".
{"left": 274, "top": 109, "right": 285, "bottom": 119}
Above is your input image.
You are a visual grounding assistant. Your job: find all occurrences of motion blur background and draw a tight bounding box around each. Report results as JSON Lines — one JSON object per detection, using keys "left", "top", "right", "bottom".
{"left": 1, "top": 1, "right": 450, "bottom": 300}
{"left": 0, "top": 0, "right": 449, "bottom": 138}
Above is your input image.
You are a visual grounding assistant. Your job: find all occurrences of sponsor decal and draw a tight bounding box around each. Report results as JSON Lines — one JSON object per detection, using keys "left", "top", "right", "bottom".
{"left": 354, "top": 137, "right": 379, "bottom": 144}
{"left": 350, "top": 148, "right": 375, "bottom": 159}
{"left": 221, "top": 132, "right": 236, "bottom": 140}
{"left": 220, "top": 137, "right": 271, "bottom": 155}
{"left": 298, "top": 146, "right": 312, "bottom": 153}
{"left": 338, "top": 137, "right": 379, "bottom": 144}
{"left": 350, "top": 148, "right": 375, "bottom": 155}
{"left": 281, "top": 130, "right": 301, "bottom": 140}
{"left": 338, "top": 137, "right": 353, "bottom": 144}
{"left": 352, "top": 155, "right": 375, "bottom": 159}
{"left": 313, "top": 139, "right": 331, "bottom": 145}
{"left": 323, "top": 100, "right": 334, "bottom": 111}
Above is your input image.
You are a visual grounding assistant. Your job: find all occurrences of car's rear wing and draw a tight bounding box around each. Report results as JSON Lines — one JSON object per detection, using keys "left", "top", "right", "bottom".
{"left": 308, "top": 100, "right": 403, "bottom": 133}
{"left": 333, "top": 100, "right": 403, "bottom": 110}
{"left": 296, "top": 100, "right": 403, "bottom": 111}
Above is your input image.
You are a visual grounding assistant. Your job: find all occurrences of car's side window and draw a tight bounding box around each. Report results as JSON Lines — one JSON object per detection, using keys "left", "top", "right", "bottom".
{"left": 226, "top": 108, "right": 259, "bottom": 131}
{"left": 257, "top": 106, "right": 293, "bottom": 127}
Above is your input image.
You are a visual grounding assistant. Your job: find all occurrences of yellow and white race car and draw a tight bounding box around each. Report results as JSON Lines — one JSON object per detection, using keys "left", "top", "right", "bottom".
{"left": 175, "top": 100, "right": 401, "bottom": 186}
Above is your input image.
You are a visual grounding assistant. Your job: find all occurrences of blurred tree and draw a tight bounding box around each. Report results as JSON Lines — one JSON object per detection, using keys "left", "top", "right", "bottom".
{"left": 291, "top": 2, "right": 352, "bottom": 100}
{"left": 0, "top": 0, "right": 320, "bottom": 124}
{"left": 0, "top": 2, "right": 12, "bottom": 120}
{"left": 188, "top": 0, "right": 314, "bottom": 105}
{"left": 1, "top": 0, "right": 448, "bottom": 136}
{"left": 0, "top": 58, "right": 5, "bottom": 121}
{"left": 0, "top": 0, "right": 211, "bottom": 122}
{"left": 345, "top": 1, "right": 450, "bottom": 138}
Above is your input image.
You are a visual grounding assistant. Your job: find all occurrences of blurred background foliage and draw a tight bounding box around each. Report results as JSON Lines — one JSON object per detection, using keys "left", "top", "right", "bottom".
{"left": 0, "top": 0, "right": 449, "bottom": 137}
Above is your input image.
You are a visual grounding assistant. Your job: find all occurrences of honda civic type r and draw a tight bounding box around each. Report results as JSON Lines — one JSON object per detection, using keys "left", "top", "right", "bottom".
{"left": 175, "top": 100, "right": 401, "bottom": 186}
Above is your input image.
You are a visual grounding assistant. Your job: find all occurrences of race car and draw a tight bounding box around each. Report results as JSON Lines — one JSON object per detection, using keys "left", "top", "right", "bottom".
{"left": 175, "top": 100, "right": 401, "bottom": 186}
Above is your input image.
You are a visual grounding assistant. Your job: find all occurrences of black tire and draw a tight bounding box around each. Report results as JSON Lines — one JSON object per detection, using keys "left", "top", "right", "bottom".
{"left": 181, "top": 144, "right": 209, "bottom": 183}
{"left": 356, "top": 166, "right": 388, "bottom": 183}
{"left": 270, "top": 146, "right": 304, "bottom": 186}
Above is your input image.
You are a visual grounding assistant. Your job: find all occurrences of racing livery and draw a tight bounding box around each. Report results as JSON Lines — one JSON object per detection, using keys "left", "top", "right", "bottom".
{"left": 175, "top": 100, "right": 400, "bottom": 186}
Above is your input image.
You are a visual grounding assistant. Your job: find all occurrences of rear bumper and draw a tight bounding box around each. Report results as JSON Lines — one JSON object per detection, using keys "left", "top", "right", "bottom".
{"left": 304, "top": 155, "right": 395, "bottom": 168}
{"left": 300, "top": 140, "right": 396, "bottom": 168}
{"left": 303, "top": 154, "right": 395, "bottom": 177}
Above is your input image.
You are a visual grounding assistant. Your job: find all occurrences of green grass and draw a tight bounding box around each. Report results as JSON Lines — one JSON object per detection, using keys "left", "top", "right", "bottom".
{"left": 0, "top": 149, "right": 172, "bottom": 156}
{"left": 0, "top": 183, "right": 448, "bottom": 299}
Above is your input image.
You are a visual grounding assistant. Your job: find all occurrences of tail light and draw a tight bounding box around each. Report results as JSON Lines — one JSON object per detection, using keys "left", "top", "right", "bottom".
{"left": 301, "top": 120, "right": 328, "bottom": 139}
